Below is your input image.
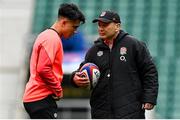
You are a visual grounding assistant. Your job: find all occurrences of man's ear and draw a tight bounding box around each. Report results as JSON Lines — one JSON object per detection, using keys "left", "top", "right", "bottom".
{"left": 60, "top": 17, "right": 68, "bottom": 27}
{"left": 61, "top": 19, "right": 66, "bottom": 27}
{"left": 115, "top": 23, "right": 121, "bottom": 31}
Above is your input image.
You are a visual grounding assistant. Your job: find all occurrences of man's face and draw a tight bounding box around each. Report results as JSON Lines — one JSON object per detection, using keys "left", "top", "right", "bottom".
{"left": 62, "top": 19, "right": 80, "bottom": 39}
{"left": 97, "top": 21, "right": 120, "bottom": 40}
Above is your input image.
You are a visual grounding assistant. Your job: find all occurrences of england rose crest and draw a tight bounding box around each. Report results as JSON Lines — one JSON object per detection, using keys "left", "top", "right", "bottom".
{"left": 120, "top": 47, "right": 127, "bottom": 55}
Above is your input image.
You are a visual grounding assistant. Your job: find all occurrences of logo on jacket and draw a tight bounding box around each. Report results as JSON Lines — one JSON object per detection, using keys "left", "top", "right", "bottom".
{"left": 97, "top": 51, "right": 103, "bottom": 57}
{"left": 120, "top": 47, "right": 127, "bottom": 55}
{"left": 120, "top": 47, "right": 127, "bottom": 62}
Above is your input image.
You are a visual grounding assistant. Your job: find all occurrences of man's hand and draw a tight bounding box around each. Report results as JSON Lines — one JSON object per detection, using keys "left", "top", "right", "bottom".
{"left": 73, "top": 71, "right": 90, "bottom": 87}
{"left": 52, "top": 91, "right": 63, "bottom": 101}
{"left": 142, "top": 103, "right": 154, "bottom": 110}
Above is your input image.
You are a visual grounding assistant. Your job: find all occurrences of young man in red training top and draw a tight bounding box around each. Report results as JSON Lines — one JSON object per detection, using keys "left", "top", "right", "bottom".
{"left": 23, "top": 3, "right": 85, "bottom": 119}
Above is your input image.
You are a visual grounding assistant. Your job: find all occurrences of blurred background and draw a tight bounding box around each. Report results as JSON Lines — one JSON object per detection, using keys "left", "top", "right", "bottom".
{"left": 0, "top": 0, "right": 180, "bottom": 118}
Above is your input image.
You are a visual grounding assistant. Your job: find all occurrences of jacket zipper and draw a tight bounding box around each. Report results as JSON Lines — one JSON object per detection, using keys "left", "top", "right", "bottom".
{"left": 109, "top": 47, "right": 114, "bottom": 117}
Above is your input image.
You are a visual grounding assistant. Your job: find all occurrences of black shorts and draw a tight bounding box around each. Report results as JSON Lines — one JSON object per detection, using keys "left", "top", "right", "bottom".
{"left": 23, "top": 95, "right": 58, "bottom": 119}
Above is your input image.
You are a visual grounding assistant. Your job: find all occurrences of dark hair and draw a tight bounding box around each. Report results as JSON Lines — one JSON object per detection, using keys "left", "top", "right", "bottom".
{"left": 58, "top": 3, "right": 85, "bottom": 24}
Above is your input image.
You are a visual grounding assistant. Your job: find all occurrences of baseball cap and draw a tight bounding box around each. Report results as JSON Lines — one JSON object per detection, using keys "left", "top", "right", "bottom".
{"left": 92, "top": 11, "right": 121, "bottom": 23}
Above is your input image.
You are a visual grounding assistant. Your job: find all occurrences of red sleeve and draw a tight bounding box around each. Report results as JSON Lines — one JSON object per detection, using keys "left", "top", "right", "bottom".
{"left": 37, "top": 45, "right": 62, "bottom": 97}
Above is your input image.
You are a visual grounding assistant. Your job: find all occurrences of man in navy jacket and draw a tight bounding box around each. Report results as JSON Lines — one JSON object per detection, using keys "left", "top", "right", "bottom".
{"left": 71, "top": 10, "right": 158, "bottom": 119}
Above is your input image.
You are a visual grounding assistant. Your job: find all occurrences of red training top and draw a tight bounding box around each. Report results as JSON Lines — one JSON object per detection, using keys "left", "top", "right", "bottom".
{"left": 23, "top": 29, "right": 63, "bottom": 102}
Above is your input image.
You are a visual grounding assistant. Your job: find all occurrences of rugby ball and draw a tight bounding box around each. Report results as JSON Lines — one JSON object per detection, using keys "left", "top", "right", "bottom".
{"left": 80, "top": 63, "right": 100, "bottom": 88}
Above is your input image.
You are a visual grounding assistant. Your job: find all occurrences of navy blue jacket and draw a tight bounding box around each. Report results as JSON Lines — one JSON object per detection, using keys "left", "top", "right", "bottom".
{"left": 72, "top": 30, "right": 158, "bottom": 118}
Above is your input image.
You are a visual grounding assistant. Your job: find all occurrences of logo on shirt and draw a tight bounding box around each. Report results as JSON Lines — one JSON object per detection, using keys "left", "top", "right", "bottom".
{"left": 120, "top": 47, "right": 127, "bottom": 62}
{"left": 97, "top": 51, "right": 103, "bottom": 57}
{"left": 54, "top": 113, "right": 57, "bottom": 118}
